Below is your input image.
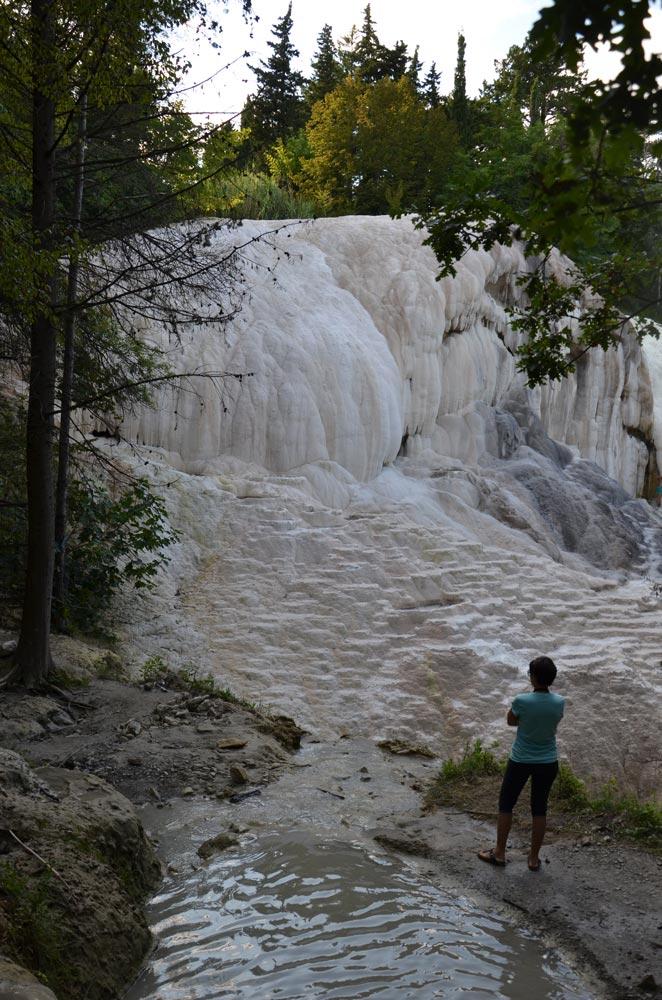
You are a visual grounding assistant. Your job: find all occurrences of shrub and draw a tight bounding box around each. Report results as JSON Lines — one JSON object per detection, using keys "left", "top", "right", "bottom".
{"left": 437, "top": 739, "right": 505, "bottom": 783}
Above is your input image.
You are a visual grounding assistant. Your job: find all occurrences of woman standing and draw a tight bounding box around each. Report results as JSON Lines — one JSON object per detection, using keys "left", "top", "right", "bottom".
{"left": 478, "top": 655, "right": 564, "bottom": 871}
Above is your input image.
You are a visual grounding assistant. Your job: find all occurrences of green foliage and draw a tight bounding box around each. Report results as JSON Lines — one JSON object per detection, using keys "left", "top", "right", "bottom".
{"left": 139, "top": 654, "right": 170, "bottom": 684}
{"left": 305, "top": 24, "right": 343, "bottom": 108}
{"left": 593, "top": 783, "right": 662, "bottom": 848}
{"left": 138, "top": 655, "right": 255, "bottom": 708}
{"left": 426, "top": 743, "right": 662, "bottom": 849}
{"left": 436, "top": 739, "right": 505, "bottom": 784}
{"left": 242, "top": 2, "right": 305, "bottom": 158}
{"left": 450, "top": 33, "right": 471, "bottom": 146}
{"left": 416, "top": 16, "right": 662, "bottom": 384}
{"left": 64, "top": 478, "right": 177, "bottom": 632}
{"left": 69, "top": 305, "right": 172, "bottom": 417}
{"left": 301, "top": 76, "right": 459, "bottom": 215}
{"left": 530, "top": 0, "right": 662, "bottom": 138}
{"left": 264, "top": 131, "right": 312, "bottom": 189}
{"left": 0, "top": 864, "right": 65, "bottom": 991}
{"left": 200, "top": 169, "right": 317, "bottom": 220}
{"left": 551, "top": 762, "right": 591, "bottom": 809}
{"left": 551, "top": 765, "right": 662, "bottom": 849}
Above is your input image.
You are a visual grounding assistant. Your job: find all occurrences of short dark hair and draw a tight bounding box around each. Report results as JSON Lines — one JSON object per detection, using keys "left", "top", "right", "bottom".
{"left": 529, "top": 655, "right": 557, "bottom": 686}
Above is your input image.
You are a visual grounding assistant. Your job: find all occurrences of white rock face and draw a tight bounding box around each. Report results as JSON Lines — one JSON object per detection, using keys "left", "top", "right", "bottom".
{"left": 643, "top": 333, "right": 662, "bottom": 475}
{"left": 115, "top": 217, "right": 652, "bottom": 495}
{"left": 100, "top": 217, "right": 662, "bottom": 798}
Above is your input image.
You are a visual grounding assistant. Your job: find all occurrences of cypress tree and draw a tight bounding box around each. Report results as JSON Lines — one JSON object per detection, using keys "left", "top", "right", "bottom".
{"left": 451, "top": 33, "right": 471, "bottom": 146}
{"left": 406, "top": 46, "right": 423, "bottom": 94}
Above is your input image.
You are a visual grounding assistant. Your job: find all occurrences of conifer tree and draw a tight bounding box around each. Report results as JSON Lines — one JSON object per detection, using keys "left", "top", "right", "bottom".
{"left": 451, "top": 33, "right": 471, "bottom": 146}
{"left": 406, "top": 46, "right": 423, "bottom": 94}
{"left": 306, "top": 24, "right": 343, "bottom": 108}
{"left": 352, "top": 5, "right": 384, "bottom": 84}
{"left": 242, "top": 3, "right": 305, "bottom": 155}
{"left": 339, "top": 7, "right": 408, "bottom": 84}
{"left": 380, "top": 40, "right": 409, "bottom": 81}
{"left": 423, "top": 63, "right": 442, "bottom": 108}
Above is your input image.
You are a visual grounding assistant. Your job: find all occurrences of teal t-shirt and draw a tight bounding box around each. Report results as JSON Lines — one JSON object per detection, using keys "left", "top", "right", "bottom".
{"left": 510, "top": 691, "right": 564, "bottom": 763}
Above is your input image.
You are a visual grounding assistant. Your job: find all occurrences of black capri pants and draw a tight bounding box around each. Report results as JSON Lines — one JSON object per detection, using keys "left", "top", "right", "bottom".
{"left": 498, "top": 759, "right": 559, "bottom": 816}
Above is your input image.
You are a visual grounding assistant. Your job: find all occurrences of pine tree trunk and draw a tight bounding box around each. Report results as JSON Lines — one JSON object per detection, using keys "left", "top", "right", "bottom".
{"left": 15, "top": 0, "right": 57, "bottom": 685}
{"left": 53, "top": 94, "right": 87, "bottom": 629}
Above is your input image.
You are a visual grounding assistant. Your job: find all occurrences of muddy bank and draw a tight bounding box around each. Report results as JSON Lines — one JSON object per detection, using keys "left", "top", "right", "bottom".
{"left": 0, "top": 655, "right": 303, "bottom": 999}
{"left": 376, "top": 797, "right": 662, "bottom": 999}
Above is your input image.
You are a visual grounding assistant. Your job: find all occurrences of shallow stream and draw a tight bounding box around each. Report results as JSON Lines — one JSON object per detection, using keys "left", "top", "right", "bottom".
{"left": 125, "top": 831, "right": 591, "bottom": 1000}
{"left": 126, "top": 740, "right": 595, "bottom": 1000}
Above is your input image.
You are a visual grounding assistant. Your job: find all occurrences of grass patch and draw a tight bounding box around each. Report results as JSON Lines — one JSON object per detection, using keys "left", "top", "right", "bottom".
{"left": 138, "top": 656, "right": 259, "bottom": 712}
{"left": 424, "top": 739, "right": 505, "bottom": 811}
{"left": 425, "top": 741, "right": 662, "bottom": 851}
{"left": 551, "top": 762, "right": 592, "bottom": 809}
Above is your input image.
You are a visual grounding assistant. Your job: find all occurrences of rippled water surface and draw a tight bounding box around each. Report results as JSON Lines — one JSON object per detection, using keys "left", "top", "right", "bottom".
{"left": 126, "top": 834, "right": 591, "bottom": 1000}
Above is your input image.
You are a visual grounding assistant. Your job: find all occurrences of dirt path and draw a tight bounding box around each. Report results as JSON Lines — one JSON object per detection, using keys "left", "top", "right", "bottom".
{"left": 2, "top": 679, "right": 661, "bottom": 1000}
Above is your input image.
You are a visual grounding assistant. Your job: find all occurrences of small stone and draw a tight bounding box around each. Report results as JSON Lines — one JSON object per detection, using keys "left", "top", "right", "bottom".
{"left": 196, "top": 722, "right": 215, "bottom": 734}
{"left": 182, "top": 786, "right": 195, "bottom": 796}
{"left": 216, "top": 738, "right": 248, "bottom": 750}
{"left": 124, "top": 720, "right": 142, "bottom": 737}
{"left": 229, "top": 763, "right": 249, "bottom": 785}
{"left": 639, "top": 974, "right": 657, "bottom": 992}
{"left": 197, "top": 833, "right": 239, "bottom": 859}
{"left": 359, "top": 766, "right": 369, "bottom": 773}
{"left": 360, "top": 775, "right": 372, "bottom": 782}
{"left": 186, "top": 696, "right": 210, "bottom": 711}
{"left": 127, "top": 757, "right": 142, "bottom": 767}
{"left": 228, "top": 788, "right": 262, "bottom": 804}
{"left": 580, "top": 837, "right": 592, "bottom": 847}
{"left": 49, "top": 709, "right": 74, "bottom": 727}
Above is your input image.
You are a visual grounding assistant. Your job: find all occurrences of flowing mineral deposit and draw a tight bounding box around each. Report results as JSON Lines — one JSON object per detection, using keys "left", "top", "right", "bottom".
{"left": 97, "top": 216, "right": 662, "bottom": 799}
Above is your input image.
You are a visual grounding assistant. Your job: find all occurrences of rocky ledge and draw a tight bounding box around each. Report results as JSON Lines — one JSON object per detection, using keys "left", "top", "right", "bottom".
{"left": 0, "top": 749, "right": 160, "bottom": 1000}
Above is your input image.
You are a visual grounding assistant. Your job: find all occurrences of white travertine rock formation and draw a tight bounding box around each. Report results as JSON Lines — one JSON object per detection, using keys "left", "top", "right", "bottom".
{"left": 98, "top": 217, "right": 662, "bottom": 797}
{"left": 114, "top": 216, "right": 653, "bottom": 496}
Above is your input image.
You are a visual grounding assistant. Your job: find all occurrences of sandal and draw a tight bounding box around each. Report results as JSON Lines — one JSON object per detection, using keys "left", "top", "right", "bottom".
{"left": 528, "top": 858, "right": 541, "bottom": 871}
{"left": 478, "top": 848, "right": 506, "bottom": 867}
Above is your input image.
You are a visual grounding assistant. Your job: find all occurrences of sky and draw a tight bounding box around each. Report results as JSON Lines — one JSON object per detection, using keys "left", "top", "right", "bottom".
{"left": 174, "top": 0, "right": 662, "bottom": 122}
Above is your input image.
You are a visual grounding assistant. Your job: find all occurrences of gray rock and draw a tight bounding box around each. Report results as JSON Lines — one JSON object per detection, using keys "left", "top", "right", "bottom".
{"left": 197, "top": 832, "right": 239, "bottom": 859}
{"left": 0, "top": 750, "right": 56, "bottom": 799}
{"left": 0, "top": 959, "right": 58, "bottom": 1000}
{"left": 123, "top": 720, "right": 142, "bottom": 737}
{"left": 229, "top": 763, "right": 249, "bottom": 785}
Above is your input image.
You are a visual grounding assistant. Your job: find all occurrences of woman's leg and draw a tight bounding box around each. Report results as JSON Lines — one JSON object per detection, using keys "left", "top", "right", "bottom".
{"left": 528, "top": 762, "right": 559, "bottom": 868}
{"left": 479, "top": 761, "right": 530, "bottom": 863}
{"left": 530, "top": 815, "right": 547, "bottom": 866}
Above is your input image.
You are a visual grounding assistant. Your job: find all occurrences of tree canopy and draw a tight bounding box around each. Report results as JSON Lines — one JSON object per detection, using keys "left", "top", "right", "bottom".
{"left": 0, "top": 0, "right": 252, "bottom": 685}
